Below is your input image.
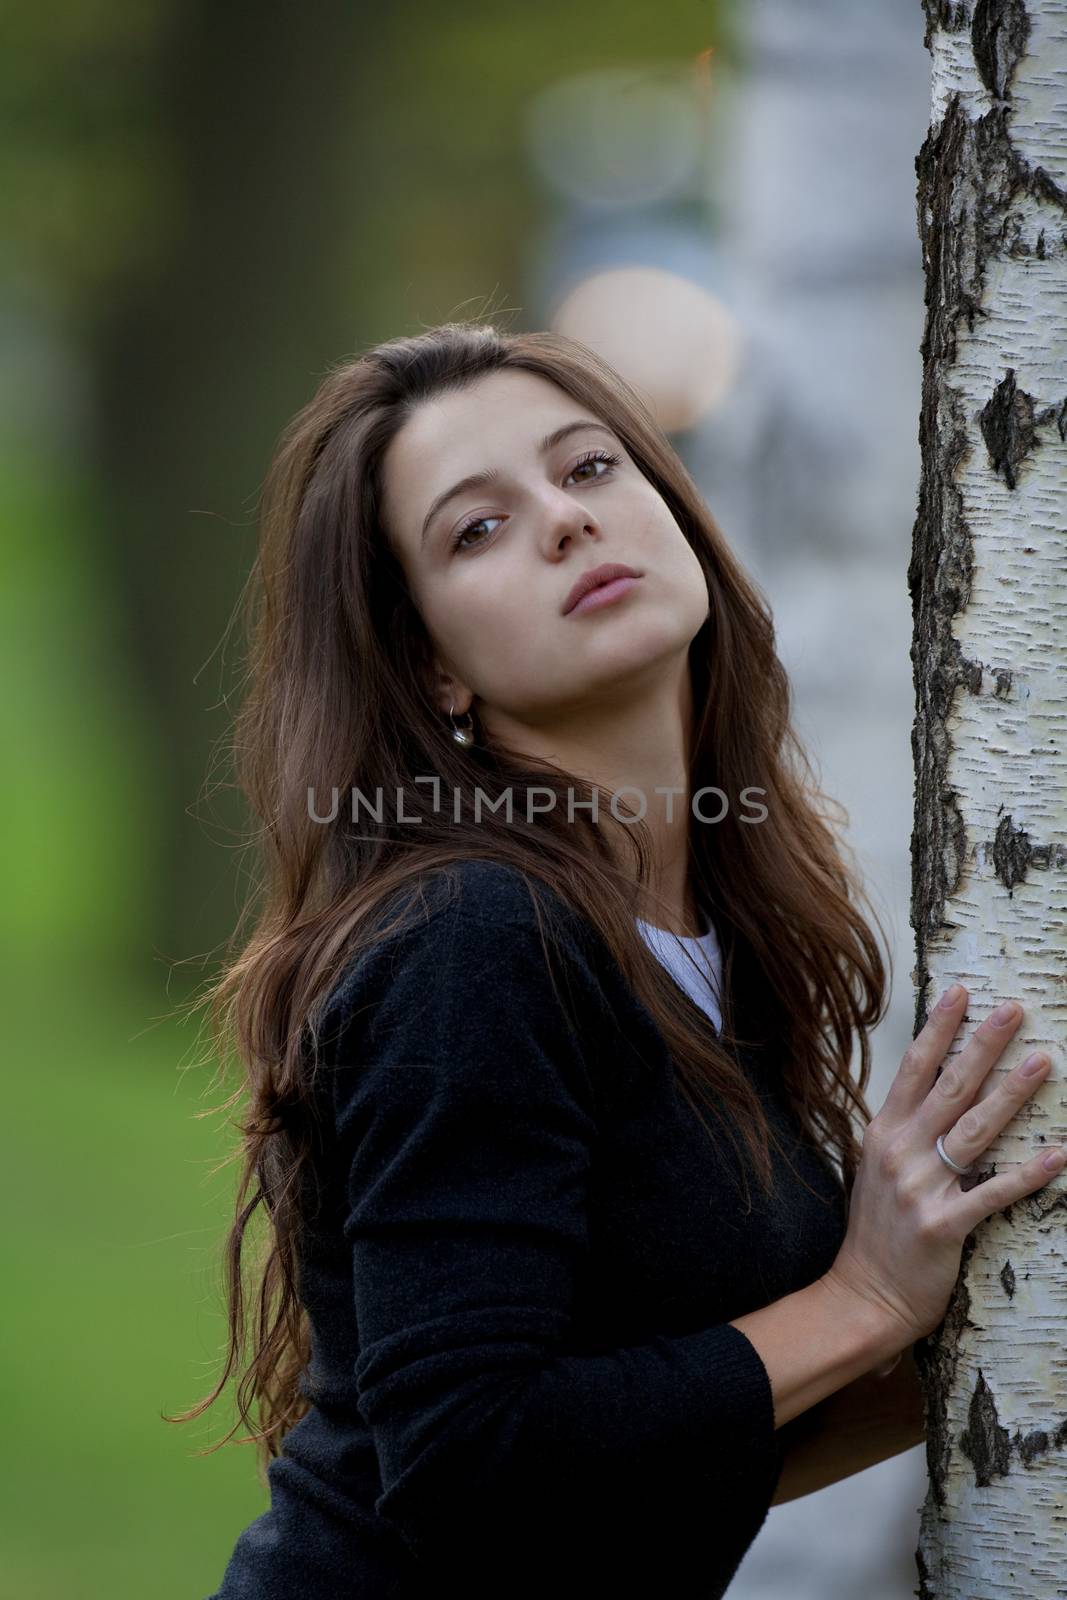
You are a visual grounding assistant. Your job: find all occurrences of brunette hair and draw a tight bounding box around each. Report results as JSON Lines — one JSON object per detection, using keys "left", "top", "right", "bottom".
{"left": 168, "top": 318, "right": 889, "bottom": 1479}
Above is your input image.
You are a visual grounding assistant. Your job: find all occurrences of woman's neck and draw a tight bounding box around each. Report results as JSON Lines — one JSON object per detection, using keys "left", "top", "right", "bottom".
{"left": 638, "top": 879, "right": 705, "bottom": 938}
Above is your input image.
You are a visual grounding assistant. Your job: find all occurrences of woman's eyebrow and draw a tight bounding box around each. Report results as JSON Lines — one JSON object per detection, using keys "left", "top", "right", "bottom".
{"left": 419, "top": 420, "right": 620, "bottom": 545}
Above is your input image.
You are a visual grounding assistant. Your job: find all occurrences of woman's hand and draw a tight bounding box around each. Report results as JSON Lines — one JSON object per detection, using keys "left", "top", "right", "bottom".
{"left": 825, "top": 985, "right": 1064, "bottom": 1350}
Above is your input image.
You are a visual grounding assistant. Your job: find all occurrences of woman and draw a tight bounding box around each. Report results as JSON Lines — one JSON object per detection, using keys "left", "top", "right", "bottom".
{"left": 177, "top": 321, "right": 1062, "bottom": 1596}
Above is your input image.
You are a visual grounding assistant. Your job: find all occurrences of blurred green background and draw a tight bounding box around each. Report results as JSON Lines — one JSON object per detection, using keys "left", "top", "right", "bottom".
{"left": 2, "top": 3, "right": 729, "bottom": 1594}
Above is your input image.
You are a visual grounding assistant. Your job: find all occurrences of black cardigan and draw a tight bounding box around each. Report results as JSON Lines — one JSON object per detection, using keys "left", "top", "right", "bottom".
{"left": 206, "top": 859, "right": 849, "bottom": 1598}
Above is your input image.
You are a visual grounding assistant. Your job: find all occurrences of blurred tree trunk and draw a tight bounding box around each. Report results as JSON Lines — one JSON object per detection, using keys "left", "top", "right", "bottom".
{"left": 909, "top": 3, "right": 1067, "bottom": 1594}
{"left": 88, "top": 3, "right": 370, "bottom": 979}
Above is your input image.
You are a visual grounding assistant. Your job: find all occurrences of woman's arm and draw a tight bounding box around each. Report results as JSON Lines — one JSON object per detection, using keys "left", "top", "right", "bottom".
{"left": 323, "top": 869, "right": 800, "bottom": 1569}
{"left": 770, "top": 1344, "right": 926, "bottom": 1506}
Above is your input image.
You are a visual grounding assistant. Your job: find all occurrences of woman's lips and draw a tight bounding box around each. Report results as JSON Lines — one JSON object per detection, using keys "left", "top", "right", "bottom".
{"left": 566, "top": 575, "right": 641, "bottom": 616}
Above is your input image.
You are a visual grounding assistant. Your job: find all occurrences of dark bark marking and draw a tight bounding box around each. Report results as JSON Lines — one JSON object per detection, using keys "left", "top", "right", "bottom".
{"left": 911, "top": 92, "right": 993, "bottom": 1034}
{"left": 915, "top": 97, "right": 984, "bottom": 367}
{"left": 974, "top": 106, "right": 1067, "bottom": 279}
{"left": 992, "top": 812, "right": 1032, "bottom": 891}
{"left": 972, "top": 0, "right": 1032, "bottom": 101}
{"left": 1030, "top": 164, "right": 1067, "bottom": 207}
{"left": 960, "top": 1154, "right": 997, "bottom": 1196}
{"left": 1003, "top": 210, "right": 1067, "bottom": 260}
{"left": 914, "top": 1234, "right": 979, "bottom": 1512}
{"left": 1018, "top": 1185, "right": 1067, "bottom": 1222}
{"left": 1000, "top": 1258, "right": 1016, "bottom": 1297}
{"left": 923, "top": 1, "right": 972, "bottom": 54}
{"left": 915, "top": 1198, "right": 1067, "bottom": 1510}
{"left": 1029, "top": 841, "right": 1067, "bottom": 870}
{"left": 1015, "top": 1426, "right": 1049, "bottom": 1465}
{"left": 1011, "top": 1416, "right": 1067, "bottom": 1464}
{"left": 916, "top": 98, "right": 1067, "bottom": 379}
{"left": 979, "top": 368, "right": 1039, "bottom": 488}
{"left": 909, "top": 375, "right": 975, "bottom": 1030}
{"left": 960, "top": 1368, "right": 1013, "bottom": 1485}
{"left": 915, "top": 655, "right": 1015, "bottom": 700}
{"left": 956, "top": 650, "right": 984, "bottom": 694}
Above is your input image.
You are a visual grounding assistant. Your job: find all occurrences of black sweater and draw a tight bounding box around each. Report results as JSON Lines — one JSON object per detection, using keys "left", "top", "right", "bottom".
{"left": 206, "top": 860, "right": 849, "bottom": 1598}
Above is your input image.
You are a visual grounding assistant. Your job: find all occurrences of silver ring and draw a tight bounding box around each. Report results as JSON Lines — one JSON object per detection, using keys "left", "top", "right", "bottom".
{"left": 936, "top": 1132, "right": 974, "bottom": 1176}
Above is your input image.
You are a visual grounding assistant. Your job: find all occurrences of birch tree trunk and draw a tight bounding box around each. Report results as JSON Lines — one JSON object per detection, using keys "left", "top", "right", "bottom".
{"left": 910, "top": 3, "right": 1067, "bottom": 1594}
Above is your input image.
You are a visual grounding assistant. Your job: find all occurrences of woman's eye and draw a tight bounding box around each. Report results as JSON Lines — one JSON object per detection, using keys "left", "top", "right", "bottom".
{"left": 447, "top": 521, "right": 502, "bottom": 560}
{"left": 448, "top": 448, "right": 620, "bottom": 552}
{"left": 568, "top": 447, "right": 620, "bottom": 484}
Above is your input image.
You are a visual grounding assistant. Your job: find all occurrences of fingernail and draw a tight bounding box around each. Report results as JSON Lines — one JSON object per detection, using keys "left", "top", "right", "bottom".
{"left": 939, "top": 984, "right": 965, "bottom": 1008}
{"left": 1042, "top": 1148, "right": 1066, "bottom": 1172}
{"left": 1021, "top": 1052, "right": 1049, "bottom": 1076}
{"left": 992, "top": 1001, "right": 1020, "bottom": 1025}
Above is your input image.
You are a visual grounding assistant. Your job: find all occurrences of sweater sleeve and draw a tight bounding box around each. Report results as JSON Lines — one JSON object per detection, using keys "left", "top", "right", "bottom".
{"left": 324, "top": 886, "right": 782, "bottom": 1575}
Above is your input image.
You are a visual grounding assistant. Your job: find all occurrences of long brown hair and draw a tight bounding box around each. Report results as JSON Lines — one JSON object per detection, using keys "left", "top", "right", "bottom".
{"left": 168, "top": 318, "right": 890, "bottom": 1481}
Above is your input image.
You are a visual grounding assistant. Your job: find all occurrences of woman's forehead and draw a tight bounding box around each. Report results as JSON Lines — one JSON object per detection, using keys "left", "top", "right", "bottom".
{"left": 381, "top": 371, "right": 598, "bottom": 545}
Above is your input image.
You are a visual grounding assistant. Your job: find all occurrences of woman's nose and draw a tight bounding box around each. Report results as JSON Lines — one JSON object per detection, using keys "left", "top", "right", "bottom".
{"left": 539, "top": 490, "right": 600, "bottom": 548}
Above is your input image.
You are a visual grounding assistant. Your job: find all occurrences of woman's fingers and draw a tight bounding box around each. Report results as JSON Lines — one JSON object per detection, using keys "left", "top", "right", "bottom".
{"left": 949, "top": 1139, "right": 1066, "bottom": 1236}
{"left": 916, "top": 999, "right": 1024, "bottom": 1144}
{"left": 879, "top": 984, "right": 970, "bottom": 1125}
{"left": 933, "top": 1049, "right": 1051, "bottom": 1175}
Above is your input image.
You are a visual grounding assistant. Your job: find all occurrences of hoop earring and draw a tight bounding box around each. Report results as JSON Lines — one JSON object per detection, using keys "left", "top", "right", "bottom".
{"left": 449, "top": 702, "right": 475, "bottom": 747}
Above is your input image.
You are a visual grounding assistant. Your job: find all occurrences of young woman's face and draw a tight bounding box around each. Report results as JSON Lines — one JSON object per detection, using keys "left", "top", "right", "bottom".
{"left": 379, "top": 367, "right": 710, "bottom": 729}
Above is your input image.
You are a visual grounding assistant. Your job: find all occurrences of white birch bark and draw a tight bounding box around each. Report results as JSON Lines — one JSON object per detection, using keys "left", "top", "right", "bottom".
{"left": 912, "top": 3, "right": 1067, "bottom": 1595}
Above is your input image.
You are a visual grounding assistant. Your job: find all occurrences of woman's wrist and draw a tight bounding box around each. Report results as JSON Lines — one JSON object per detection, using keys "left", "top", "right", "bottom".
{"left": 728, "top": 1273, "right": 909, "bottom": 1430}
{"left": 816, "top": 1267, "right": 916, "bottom": 1368}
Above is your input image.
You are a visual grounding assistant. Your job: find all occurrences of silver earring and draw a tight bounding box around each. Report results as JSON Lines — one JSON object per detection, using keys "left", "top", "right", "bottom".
{"left": 449, "top": 702, "right": 475, "bottom": 747}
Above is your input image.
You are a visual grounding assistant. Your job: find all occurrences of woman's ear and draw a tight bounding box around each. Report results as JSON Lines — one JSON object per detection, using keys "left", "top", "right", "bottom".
{"left": 431, "top": 662, "right": 473, "bottom": 718}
